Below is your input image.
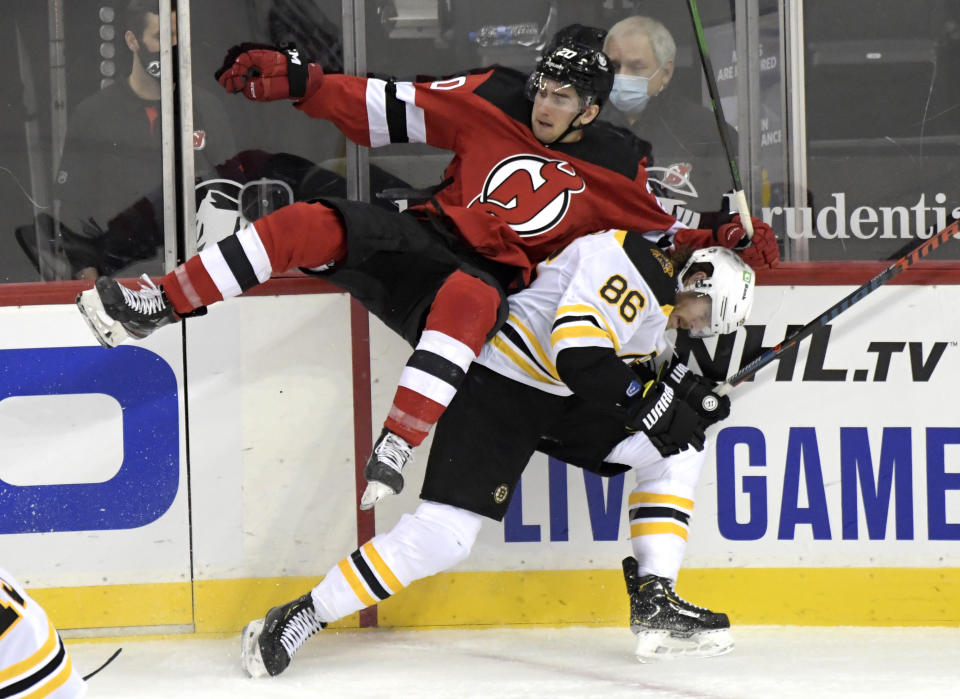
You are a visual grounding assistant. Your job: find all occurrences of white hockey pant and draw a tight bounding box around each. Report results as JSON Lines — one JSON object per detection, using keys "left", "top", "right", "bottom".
{"left": 309, "top": 501, "right": 483, "bottom": 622}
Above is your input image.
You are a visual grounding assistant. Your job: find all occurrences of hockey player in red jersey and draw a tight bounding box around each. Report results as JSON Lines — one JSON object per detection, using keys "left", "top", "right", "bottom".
{"left": 77, "top": 24, "right": 778, "bottom": 507}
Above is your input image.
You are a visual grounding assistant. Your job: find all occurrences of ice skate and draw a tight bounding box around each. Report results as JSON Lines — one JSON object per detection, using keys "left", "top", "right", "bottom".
{"left": 76, "top": 274, "right": 180, "bottom": 347}
{"left": 622, "top": 556, "right": 734, "bottom": 662}
{"left": 241, "top": 593, "right": 326, "bottom": 678}
{"left": 360, "top": 428, "right": 413, "bottom": 510}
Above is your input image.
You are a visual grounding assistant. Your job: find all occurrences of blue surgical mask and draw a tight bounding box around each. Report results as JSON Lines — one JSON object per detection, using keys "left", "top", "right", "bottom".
{"left": 608, "top": 68, "right": 662, "bottom": 114}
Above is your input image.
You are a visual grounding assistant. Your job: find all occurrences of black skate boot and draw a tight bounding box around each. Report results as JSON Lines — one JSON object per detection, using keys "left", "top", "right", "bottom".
{"left": 359, "top": 428, "right": 413, "bottom": 510}
{"left": 241, "top": 593, "right": 327, "bottom": 678}
{"left": 622, "top": 556, "right": 734, "bottom": 662}
{"left": 76, "top": 274, "right": 182, "bottom": 347}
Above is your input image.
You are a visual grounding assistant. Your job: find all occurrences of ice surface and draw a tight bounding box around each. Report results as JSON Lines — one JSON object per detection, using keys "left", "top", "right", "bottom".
{"left": 67, "top": 625, "right": 960, "bottom": 698}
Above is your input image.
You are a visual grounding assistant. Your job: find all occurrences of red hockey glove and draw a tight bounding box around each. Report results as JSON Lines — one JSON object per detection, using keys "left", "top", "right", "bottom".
{"left": 734, "top": 217, "right": 780, "bottom": 269}
{"left": 673, "top": 212, "right": 760, "bottom": 252}
{"left": 215, "top": 43, "right": 323, "bottom": 102}
{"left": 714, "top": 215, "right": 779, "bottom": 268}
{"left": 715, "top": 215, "right": 756, "bottom": 249}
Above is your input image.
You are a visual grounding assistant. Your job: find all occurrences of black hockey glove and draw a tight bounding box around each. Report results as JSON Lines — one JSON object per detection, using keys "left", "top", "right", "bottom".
{"left": 661, "top": 360, "right": 730, "bottom": 428}
{"left": 623, "top": 378, "right": 706, "bottom": 457}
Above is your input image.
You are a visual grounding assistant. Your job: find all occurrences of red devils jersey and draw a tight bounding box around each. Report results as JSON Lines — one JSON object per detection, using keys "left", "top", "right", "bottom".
{"left": 297, "top": 66, "right": 697, "bottom": 275}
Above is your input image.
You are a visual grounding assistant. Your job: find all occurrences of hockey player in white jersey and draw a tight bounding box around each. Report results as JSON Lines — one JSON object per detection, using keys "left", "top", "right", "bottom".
{"left": 0, "top": 567, "right": 87, "bottom": 698}
{"left": 239, "top": 231, "right": 754, "bottom": 677}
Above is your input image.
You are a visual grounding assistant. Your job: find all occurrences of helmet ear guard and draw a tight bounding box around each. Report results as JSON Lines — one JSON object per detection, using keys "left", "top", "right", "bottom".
{"left": 677, "top": 247, "right": 755, "bottom": 337}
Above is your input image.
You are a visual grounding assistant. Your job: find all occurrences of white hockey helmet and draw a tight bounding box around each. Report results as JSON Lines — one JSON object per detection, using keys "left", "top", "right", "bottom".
{"left": 677, "top": 246, "right": 755, "bottom": 337}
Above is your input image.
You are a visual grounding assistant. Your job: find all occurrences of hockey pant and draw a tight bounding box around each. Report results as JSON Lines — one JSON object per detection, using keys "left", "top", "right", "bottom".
{"left": 158, "top": 201, "right": 501, "bottom": 448}
{"left": 603, "top": 433, "right": 708, "bottom": 583}
{"left": 308, "top": 501, "right": 483, "bottom": 622}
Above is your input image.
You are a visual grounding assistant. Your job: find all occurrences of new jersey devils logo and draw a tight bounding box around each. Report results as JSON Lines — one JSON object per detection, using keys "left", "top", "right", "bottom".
{"left": 468, "top": 154, "right": 585, "bottom": 236}
{"left": 648, "top": 162, "right": 698, "bottom": 198}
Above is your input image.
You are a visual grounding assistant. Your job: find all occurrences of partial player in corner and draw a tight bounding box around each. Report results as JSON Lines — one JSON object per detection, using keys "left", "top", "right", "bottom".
{"left": 237, "top": 234, "right": 754, "bottom": 678}
{"left": 0, "top": 567, "right": 88, "bottom": 697}
{"left": 76, "top": 23, "right": 777, "bottom": 514}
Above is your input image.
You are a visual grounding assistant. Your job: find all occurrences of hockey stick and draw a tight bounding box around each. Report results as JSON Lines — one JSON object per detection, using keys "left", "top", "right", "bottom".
{"left": 714, "top": 218, "right": 960, "bottom": 396}
{"left": 685, "top": 0, "right": 754, "bottom": 238}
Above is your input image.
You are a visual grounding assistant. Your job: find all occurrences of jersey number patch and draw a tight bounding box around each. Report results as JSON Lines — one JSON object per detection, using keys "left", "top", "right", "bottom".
{"left": 599, "top": 274, "right": 645, "bottom": 322}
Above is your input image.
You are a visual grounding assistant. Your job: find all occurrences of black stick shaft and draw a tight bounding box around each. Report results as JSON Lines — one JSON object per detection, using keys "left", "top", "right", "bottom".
{"left": 715, "top": 219, "right": 959, "bottom": 396}
{"left": 686, "top": 0, "right": 742, "bottom": 191}
{"left": 685, "top": 0, "right": 754, "bottom": 237}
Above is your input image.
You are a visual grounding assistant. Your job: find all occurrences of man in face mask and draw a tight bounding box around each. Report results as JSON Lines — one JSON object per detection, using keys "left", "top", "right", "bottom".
{"left": 124, "top": 1, "right": 176, "bottom": 99}
{"left": 603, "top": 16, "right": 738, "bottom": 223}
{"left": 606, "top": 16, "right": 674, "bottom": 118}
{"left": 55, "top": 0, "right": 235, "bottom": 280}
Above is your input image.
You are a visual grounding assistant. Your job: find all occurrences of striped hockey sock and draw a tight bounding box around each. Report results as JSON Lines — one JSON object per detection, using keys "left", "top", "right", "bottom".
{"left": 161, "top": 202, "right": 347, "bottom": 313}
{"left": 386, "top": 330, "right": 476, "bottom": 446}
{"left": 384, "top": 271, "right": 501, "bottom": 446}
{"left": 628, "top": 491, "right": 694, "bottom": 582}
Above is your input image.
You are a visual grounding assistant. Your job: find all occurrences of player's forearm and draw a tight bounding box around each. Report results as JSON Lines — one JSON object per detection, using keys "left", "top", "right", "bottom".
{"left": 295, "top": 73, "right": 377, "bottom": 147}
{"left": 556, "top": 347, "right": 637, "bottom": 406}
{"left": 671, "top": 227, "right": 716, "bottom": 250}
{"left": 296, "top": 72, "right": 466, "bottom": 152}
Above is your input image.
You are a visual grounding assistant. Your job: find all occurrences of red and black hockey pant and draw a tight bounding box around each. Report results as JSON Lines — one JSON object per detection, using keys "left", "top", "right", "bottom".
{"left": 160, "top": 197, "right": 513, "bottom": 447}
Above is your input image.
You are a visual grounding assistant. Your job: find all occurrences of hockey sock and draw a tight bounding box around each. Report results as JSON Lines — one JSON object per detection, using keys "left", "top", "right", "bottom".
{"left": 603, "top": 433, "right": 705, "bottom": 581}
{"left": 385, "top": 271, "right": 501, "bottom": 446}
{"left": 628, "top": 490, "right": 694, "bottom": 582}
{"left": 161, "top": 201, "right": 347, "bottom": 314}
{"left": 309, "top": 502, "right": 482, "bottom": 622}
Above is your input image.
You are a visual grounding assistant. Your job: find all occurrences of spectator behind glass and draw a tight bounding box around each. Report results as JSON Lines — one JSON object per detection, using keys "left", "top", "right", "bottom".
{"left": 56, "top": 0, "right": 234, "bottom": 280}
{"left": 603, "top": 16, "right": 737, "bottom": 225}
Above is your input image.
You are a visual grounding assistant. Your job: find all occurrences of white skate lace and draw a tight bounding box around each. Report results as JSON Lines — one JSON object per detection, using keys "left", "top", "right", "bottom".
{"left": 279, "top": 607, "right": 325, "bottom": 657}
{"left": 375, "top": 432, "right": 412, "bottom": 474}
{"left": 664, "top": 581, "right": 709, "bottom": 613}
{"left": 119, "top": 274, "right": 167, "bottom": 316}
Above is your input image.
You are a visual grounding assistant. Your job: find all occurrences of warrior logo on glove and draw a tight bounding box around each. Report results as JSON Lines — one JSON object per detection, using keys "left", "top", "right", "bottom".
{"left": 215, "top": 42, "right": 324, "bottom": 102}
{"left": 700, "top": 394, "right": 720, "bottom": 413}
{"left": 663, "top": 360, "right": 730, "bottom": 427}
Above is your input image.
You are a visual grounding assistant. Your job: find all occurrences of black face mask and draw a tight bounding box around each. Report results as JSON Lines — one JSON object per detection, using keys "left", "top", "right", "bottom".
{"left": 138, "top": 44, "right": 161, "bottom": 80}
{"left": 137, "top": 44, "right": 179, "bottom": 83}
{"left": 137, "top": 46, "right": 177, "bottom": 81}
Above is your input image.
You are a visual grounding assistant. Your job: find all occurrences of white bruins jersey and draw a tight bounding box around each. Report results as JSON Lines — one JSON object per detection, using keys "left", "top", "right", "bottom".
{"left": 476, "top": 229, "right": 678, "bottom": 395}
{"left": 0, "top": 568, "right": 86, "bottom": 698}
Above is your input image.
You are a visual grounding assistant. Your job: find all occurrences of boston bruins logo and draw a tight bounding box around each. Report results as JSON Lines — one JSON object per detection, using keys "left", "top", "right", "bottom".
{"left": 468, "top": 154, "right": 586, "bottom": 237}
{"left": 651, "top": 247, "right": 675, "bottom": 277}
{"left": 493, "top": 484, "right": 510, "bottom": 504}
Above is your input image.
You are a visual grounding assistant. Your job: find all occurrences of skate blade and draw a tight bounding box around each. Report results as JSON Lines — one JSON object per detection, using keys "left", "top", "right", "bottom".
{"left": 76, "top": 289, "right": 129, "bottom": 348}
{"left": 359, "top": 481, "right": 397, "bottom": 510}
{"left": 634, "top": 628, "right": 734, "bottom": 663}
{"left": 240, "top": 618, "right": 268, "bottom": 678}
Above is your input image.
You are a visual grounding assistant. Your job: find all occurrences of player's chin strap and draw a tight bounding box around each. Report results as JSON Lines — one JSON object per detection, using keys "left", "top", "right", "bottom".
{"left": 546, "top": 109, "right": 589, "bottom": 146}
{"left": 82, "top": 647, "right": 122, "bottom": 681}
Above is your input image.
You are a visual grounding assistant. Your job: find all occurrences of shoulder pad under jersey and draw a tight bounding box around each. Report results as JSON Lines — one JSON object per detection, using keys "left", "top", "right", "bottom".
{"left": 619, "top": 231, "right": 678, "bottom": 307}
{"left": 471, "top": 66, "right": 532, "bottom": 124}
